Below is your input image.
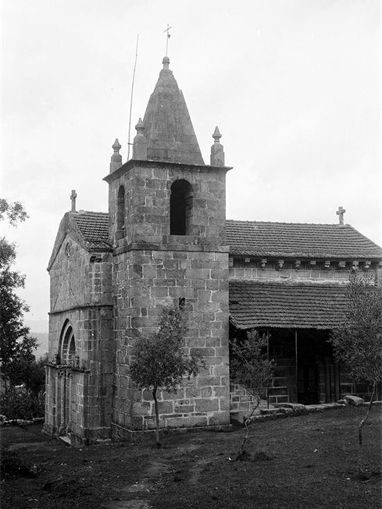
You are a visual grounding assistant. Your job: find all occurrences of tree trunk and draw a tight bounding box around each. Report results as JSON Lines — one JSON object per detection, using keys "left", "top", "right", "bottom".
{"left": 358, "top": 383, "right": 376, "bottom": 473}
{"left": 236, "top": 394, "right": 260, "bottom": 460}
{"left": 152, "top": 388, "right": 161, "bottom": 448}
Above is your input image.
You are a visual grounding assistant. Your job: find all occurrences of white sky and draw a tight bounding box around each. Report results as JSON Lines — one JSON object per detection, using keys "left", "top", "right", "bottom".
{"left": 1, "top": 0, "right": 380, "bottom": 328}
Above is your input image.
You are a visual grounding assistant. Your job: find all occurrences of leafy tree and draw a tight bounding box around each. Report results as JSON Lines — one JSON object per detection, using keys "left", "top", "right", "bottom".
{"left": 329, "top": 272, "right": 382, "bottom": 472}
{"left": 129, "top": 306, "right": 203, "bottom": 447}
{"left": 230, "top": 330, "right": 275, "bottom": 459}
{"left": 0, "top": 199, "right": 38, "bottom": 387}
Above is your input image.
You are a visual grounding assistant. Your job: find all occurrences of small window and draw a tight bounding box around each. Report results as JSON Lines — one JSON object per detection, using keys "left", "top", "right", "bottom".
{"left": 117, "top": 185, "right": 125, "bottom": 232}
{"left": 60, "top": 321, "right": 76, "bottom": 365}
{"left": 170, "top": 180, "right": 193, "bottom": 235}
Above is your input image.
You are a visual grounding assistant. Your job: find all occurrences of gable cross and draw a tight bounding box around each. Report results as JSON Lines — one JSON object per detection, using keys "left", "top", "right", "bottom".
{"left": 336, "top": 205, "right": 346, "bottom": 225}
{"left": 164, "top": 24, "right": 172, "bottom": 57}
{"left": 70, "top": 189, "right": 77, "bottom": 212}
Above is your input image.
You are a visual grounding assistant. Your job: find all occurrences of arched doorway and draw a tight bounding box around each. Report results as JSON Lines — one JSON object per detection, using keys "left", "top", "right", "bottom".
{"left": 58, "top": 321, "right": 77, "bottom": 435}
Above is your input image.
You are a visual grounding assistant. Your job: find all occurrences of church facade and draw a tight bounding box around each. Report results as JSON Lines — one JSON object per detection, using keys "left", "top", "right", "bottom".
{"left": 44, "top": 57, "right": 382, "bottom": 444}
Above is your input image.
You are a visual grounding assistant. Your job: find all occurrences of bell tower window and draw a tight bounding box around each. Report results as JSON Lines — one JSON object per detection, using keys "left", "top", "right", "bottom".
{"left": 170, "top": 180, "right": 193, "bottom": 235}
{"left": 117, "top": 185, "right": 125, "bottom": 237}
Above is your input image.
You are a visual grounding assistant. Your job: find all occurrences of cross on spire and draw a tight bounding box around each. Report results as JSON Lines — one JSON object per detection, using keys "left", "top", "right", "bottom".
{"left": 164, "top": 24, "right": 172, "bottom": 56}
{"left": 336, "top": 205, "right": 346, "bottom": 225}
{"left": 70, "top": 189, "right": 77, "bottom": 212}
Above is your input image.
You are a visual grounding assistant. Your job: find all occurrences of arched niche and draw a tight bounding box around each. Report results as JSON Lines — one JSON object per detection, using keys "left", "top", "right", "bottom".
{"left": 170, "top": 179, "right": 193, "bottom": 235}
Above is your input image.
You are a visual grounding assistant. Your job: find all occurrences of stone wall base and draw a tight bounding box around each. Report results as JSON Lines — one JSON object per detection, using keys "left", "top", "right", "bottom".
{"left": 42, "top": 422, "right": 111, "bottom": 445}
{"left": 111, "top": 420, "right": 231, "bottom": 441}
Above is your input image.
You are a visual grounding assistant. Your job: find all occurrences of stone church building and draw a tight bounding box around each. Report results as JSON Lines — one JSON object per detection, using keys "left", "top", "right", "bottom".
{"left": 45, "top": 56, "right": 382, "bottom": 444}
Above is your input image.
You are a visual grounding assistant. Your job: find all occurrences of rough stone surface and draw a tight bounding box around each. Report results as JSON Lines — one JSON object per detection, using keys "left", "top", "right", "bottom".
{"left": 344, "top": 394, "right": 364, "bottom": 406}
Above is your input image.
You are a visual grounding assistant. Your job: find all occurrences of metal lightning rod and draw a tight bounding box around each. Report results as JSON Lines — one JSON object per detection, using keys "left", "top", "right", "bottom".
{"left": 127, "top": 34, "right": 139, "bottom": 161}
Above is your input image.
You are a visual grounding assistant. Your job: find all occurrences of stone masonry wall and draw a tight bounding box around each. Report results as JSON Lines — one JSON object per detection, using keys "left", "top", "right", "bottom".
{"left": 108, "top": 163, "right": 226, "bottom": 248}
{"left": 46, "top": 234, "right": 114, "bottom": 441}
{"left": 112, "top": 248, "right": 230, "bottom": 432}
{"left": 109, "top": 161, "right": 230, "bottom": 434}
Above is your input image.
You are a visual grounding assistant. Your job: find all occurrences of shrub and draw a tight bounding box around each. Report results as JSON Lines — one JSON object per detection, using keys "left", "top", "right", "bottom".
{"left": 0, "top": 386, "right": 44, "bottom": 420}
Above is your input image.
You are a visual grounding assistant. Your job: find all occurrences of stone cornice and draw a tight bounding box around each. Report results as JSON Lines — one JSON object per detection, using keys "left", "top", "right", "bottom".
{"left": 104, "top": 159, "right": 232, "bottom": 183}
{"left": 49, "top": 303, "right": 113, "bottom": 316}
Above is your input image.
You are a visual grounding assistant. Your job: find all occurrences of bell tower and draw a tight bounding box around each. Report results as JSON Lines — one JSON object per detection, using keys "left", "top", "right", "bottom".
{"left": 105, "top": 57, "right": 232, "bottom": 435}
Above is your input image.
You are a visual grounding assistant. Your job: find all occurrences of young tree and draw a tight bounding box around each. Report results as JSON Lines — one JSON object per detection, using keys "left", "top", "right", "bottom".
{"left": 0, "top": 199, "right": 38, "bottom": 387}
{"left": 329, "top": 272, "right": 382, "bottom": 472}
{"left": 129, "top": 306, "right": 203, "bottom": 447}
{"left": 230, "top": 330, "right": 274, "bottom": 459}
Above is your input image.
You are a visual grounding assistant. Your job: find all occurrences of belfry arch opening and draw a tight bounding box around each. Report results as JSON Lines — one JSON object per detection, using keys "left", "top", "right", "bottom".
{"left": 117, "top": 185, "right": 125, "bottom": 233}
{"left": 170, "top": 179, "right": 193, "bottom": 235}
{"left": 60, "top": 321, "right": 77, "bottom": 365}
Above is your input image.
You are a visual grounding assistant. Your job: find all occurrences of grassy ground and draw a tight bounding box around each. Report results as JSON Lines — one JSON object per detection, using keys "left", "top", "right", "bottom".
{"left": 1, "top": 406, "right": 381, "bottom": 509}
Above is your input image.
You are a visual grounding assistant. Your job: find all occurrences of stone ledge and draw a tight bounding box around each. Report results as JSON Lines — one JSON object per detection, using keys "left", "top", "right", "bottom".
{"left": 230, "top": 400, "right": 375, "bottom": 426}
{"left": 111, "top": 421, "right": 232, "bottom": 441}
{"left": 0, "top": 416, "right": 44, "bottom": 427}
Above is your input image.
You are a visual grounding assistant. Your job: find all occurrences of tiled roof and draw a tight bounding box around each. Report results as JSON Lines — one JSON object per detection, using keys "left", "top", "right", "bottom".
{"left": 226, "top": 220, "right": 382, "bottom": 259}
{"left": 72, "top": 211, "right": 111, "bottom": 251}
{"left": 68, "top": 213, "right": 382, "bottom": 260}
{"left": 229, "top": 281, "right": 348, "bottom": 330}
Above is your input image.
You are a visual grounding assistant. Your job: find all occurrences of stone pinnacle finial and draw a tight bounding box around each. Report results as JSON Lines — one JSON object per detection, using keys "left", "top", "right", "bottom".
{"left": 135, "top": 118, "right": 144, "bottom": 133}
{"left": 213, "top": 126, "right": 222, "bottom": 142}
{"left": 336, "top": 206, "right": 346, "bottom": 225}
{"left": 210, "top": 126, "right": 225, "bottom": 167}
{"left": 110, "top": 138, "right": 122, "bottom": 173}
{"left": 162, "top": 56, "right": 170, "bottom": 70}
{"left": 112, "top": 138, "right": 121, "bottom": 152}
{"left": 70, "top": 189, "right": 77, "bottom": 212}
{"left": 133, "top": 118, "right": 148, "bottom": 160}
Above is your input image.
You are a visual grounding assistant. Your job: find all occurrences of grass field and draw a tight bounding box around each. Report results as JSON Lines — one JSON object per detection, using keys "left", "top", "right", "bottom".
{"left": 1, "top": 406, "right": 381, "bottom": 508}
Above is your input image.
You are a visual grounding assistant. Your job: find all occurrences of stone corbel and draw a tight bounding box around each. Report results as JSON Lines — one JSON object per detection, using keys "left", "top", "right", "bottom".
{"left": 277, "top": 259, "right": 284, "bottom": 271}
{"left": 260, "top": 258, "right": 267, "bottom": 270}
{"left": 295, "top": 260, "right": 301, "bottom": 270}
{"left": 324, "top": 260, "right": 331, "bottom": 269}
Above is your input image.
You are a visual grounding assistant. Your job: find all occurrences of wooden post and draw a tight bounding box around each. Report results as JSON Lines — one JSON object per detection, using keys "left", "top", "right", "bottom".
{"left": 267, "top": 331, "right": 270, "bottom": 408}
{"left": 295, "top": 330, "right": 298, "bottom": 403}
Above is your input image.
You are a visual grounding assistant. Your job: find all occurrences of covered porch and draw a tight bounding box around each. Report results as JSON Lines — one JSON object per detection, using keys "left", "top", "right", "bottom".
{"left": 229, "top": 281, "right": 348, "bottom": 406}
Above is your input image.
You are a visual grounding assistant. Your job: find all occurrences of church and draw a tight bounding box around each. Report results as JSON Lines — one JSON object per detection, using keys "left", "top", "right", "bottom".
{"left": 44, "top": 56, "right": 382, "bottom": 444}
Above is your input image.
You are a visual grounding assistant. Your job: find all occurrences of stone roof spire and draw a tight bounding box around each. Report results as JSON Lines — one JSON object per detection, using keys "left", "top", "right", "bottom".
{"left": 142, "top": 57, "right": 204, "bottom": 165}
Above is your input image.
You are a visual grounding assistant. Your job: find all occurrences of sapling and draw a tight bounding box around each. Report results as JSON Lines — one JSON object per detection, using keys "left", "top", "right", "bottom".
{"left": 129, "top": 305, "right": 203, "bottom": 447}
{"left": 230, "top": 330, "right": 274, "bottom": 459}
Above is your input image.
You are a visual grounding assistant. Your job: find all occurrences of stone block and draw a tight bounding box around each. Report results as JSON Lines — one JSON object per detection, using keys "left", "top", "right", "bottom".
{"left": 344, "top": 394, "right": 364, "bottom": 406}
{"left": 185, "top": 387, "right": 200, "bottom": 398}
{"left": 157, "top": 401, "right": 174, "bottom": 414}
{"left": 165, "top": 415, "right": 208, "bottom": 428}
{"left": 195, "top": 398, "right": 219, "bottom": 412}
{"left": 201, "top": 387, "right": 212, "bottom": 398}
{"left": 208, "top": 412, "right": 229, "bottom": 426}
{"left": 174, "top": 405, "right": 194, "bottom": 413}
{"left": 197, "top": 376, "right": 220, "bottom": 387}
{"left": 132, "top": 402, "right": 151, "bottom": 416}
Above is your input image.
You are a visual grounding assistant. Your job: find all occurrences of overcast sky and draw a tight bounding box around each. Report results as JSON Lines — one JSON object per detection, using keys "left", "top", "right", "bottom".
{"left": 1, "top": 0, "right": 380, "bottom": 329}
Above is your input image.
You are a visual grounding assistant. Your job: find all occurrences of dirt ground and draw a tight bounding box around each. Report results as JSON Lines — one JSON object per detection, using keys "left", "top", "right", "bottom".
{"left": 1, "top": 406, "right": 381, "bottom": 509}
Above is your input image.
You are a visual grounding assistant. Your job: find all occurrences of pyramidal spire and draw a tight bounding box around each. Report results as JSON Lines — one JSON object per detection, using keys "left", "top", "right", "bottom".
{"left": 142, "top": 57, "right": 204, "bottom": 165}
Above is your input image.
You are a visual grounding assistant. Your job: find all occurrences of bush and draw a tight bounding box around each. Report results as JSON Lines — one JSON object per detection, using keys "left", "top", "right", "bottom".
{"left": 0, "top": 387, "right": 44, "bottom": 420}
